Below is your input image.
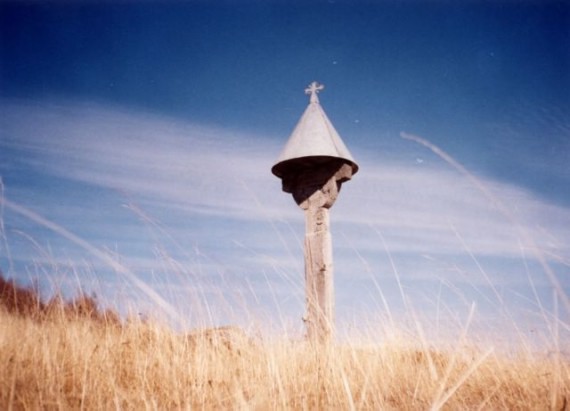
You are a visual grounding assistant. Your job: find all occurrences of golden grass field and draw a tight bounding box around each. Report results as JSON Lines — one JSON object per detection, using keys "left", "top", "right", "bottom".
{"left": 1, "top": 276, "right": 568, "bottom": 410}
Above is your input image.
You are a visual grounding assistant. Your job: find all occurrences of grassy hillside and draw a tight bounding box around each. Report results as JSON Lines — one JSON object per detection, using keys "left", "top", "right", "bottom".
{"left": 1, "top": 276, "right": 568, "bottom": 410}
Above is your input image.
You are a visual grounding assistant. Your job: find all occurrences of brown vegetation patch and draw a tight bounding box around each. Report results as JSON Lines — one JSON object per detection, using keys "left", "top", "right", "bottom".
{"left": 0, "top": 272, "right": 119, "bottom": 324}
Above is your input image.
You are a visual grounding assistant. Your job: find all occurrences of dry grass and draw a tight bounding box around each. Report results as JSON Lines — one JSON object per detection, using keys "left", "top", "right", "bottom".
{"left": 1, "top": 277, "right": 568, "bottom": 410}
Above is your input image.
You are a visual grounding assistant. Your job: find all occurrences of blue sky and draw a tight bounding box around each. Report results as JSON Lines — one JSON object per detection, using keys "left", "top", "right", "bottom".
{"left": 1, "top": 1, "right": 569, "bottom": 345}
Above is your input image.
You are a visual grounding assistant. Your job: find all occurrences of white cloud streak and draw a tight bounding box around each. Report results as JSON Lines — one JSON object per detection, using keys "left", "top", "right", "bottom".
{"left": 1, "top": 98, "right": 568, "bottom": 333}
{"left": 2, "top": 98, "right": 568, "bottom": 265}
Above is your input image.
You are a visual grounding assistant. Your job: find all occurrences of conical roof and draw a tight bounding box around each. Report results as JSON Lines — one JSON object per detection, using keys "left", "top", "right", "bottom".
{"left": 271, "top": 82, "right": 359, "bottom": 178}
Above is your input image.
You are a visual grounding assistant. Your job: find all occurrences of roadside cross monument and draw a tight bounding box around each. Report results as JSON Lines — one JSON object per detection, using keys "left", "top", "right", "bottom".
{"left": 271, "top": 82, "right": 359, "bottom": 343}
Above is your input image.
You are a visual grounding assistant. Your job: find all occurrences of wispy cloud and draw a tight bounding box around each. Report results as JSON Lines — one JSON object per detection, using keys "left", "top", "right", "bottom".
{"left": 1, "top": 98, "right": 568, "bottom": 332}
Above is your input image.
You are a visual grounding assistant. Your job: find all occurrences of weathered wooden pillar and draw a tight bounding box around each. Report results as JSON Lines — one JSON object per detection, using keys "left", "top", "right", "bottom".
{"left": 272, "top": 82, "right": 359, "bottom": 343}
{"left": 293, "top": 163, "right": 353, "bottom": 342}
{"left": 303, "top": 205, "right": 334, "bottom": 342}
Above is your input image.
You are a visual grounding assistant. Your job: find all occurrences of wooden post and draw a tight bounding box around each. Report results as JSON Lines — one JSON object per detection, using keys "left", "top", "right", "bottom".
{"left": 271, "top": 82, "right": 359, "bottom": 344}
{"left": 290, "top": 165, "right": 352, "bottom": 343}
{"left": 303, "top": 205, "right": 334, "bottom": 342}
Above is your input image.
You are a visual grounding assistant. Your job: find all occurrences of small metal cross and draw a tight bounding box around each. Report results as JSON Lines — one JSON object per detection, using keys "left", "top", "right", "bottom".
{"left": 305, "top": 81, "right": 324, "bottom": 104}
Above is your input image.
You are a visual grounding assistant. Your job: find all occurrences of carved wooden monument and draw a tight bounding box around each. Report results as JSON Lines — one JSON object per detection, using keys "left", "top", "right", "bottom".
{"left": 272, "top": 82, "right": 359, "bottom": 343}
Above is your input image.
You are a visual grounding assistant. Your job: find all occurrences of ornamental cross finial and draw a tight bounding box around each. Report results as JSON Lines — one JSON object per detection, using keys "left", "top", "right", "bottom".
{"left": 305, "top": 81, "right": 324, "bottom": 104}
